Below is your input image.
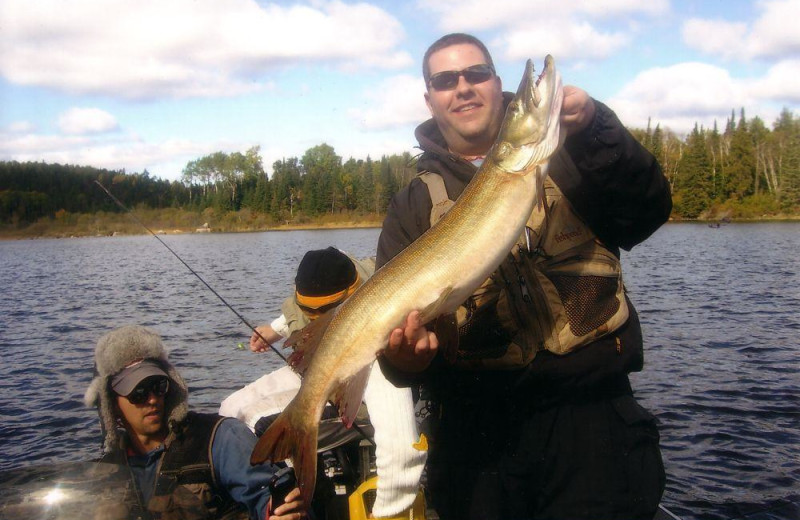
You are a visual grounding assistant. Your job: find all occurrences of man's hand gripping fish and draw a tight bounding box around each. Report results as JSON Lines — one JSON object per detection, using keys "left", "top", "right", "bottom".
{"left": 250, "top": 56, "right": 564, "bottom": 507}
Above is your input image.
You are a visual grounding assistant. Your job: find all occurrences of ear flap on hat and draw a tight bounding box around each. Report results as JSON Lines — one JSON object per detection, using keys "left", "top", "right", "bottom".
{"left": 84, "top": 376, "right": 103, "bottom": 408}
{"left": 164, "top": 365, "right": 189, "bottom": 427}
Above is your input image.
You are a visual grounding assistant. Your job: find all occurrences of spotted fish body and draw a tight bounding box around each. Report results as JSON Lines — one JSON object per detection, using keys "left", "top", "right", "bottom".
{"left": 251, "top": 56, "right": 564, "bottom": 507}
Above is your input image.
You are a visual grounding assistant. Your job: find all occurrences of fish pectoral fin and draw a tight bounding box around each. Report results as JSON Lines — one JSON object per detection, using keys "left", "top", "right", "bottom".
{"left": 285, "top": 308, "right": 338, "bottom": 377}
{"left": 332, "top": 361, "right": 374, "bottom": 428}
{"left": 418, "top": 285, "right": 455, "bottom": 323}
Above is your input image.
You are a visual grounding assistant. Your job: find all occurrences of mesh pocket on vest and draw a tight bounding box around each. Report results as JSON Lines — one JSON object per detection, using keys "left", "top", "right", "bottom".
{"left": 548, "top": 274, "right": 620, "bottom": 336}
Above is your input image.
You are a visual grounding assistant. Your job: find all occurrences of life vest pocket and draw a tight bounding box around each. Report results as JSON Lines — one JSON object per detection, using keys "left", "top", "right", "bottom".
{"left": 498, "top": 238, "right": 629, "bottom": 357}
{"left": 534, "top": 245, "right": 628, "bottom": 353}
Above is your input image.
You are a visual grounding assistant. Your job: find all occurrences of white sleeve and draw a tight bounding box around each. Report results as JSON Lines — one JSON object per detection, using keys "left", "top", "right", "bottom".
{"left": 270, "top": 314, "right": 291, "bottom": 338}
{"left": 364, "top": 365, "right": 427, "bottom": 517}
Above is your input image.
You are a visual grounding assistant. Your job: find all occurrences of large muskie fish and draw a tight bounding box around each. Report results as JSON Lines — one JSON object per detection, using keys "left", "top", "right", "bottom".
{"left": 251, "top": 56, "right": 564, "bottom": 505}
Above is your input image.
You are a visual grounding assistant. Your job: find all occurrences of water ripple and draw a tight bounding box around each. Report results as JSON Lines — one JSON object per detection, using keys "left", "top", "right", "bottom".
{"left": 2, "top": 224, "right": 799, "bottom": 519}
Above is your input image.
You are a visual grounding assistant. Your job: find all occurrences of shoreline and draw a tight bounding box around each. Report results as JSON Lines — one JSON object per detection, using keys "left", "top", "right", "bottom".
{"left": 0, "top": 220, "right": 384, "bottom": 240}
{"left": 2, "top": 215, "right": 799, "bottom": 241}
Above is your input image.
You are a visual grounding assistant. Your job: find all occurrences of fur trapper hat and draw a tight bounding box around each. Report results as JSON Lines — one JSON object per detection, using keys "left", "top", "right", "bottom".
{"left": 84, "top": 325, "right": 189, "bottom": 453}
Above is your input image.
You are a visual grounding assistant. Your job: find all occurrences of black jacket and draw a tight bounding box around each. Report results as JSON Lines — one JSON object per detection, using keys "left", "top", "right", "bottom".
{"left": 376, "top": 95, "right": 672, "bottom": 401}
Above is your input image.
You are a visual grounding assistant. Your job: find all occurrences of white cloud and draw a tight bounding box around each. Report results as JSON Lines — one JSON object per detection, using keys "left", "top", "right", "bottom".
{"left": 416, "top": 0, "right": 667, "bottom": 32}
{"left": 750, "top": 59, "right": 800, "bottom": 103}
{"left": 609, "top": 56, "right": 800, "bottom": 134}
{"left": 499, "top": 21, "right": 630, "bottom": 61}
{"left": 57, "top": 108, "right": 119, "bottom": 135}
{"left": 5, "top": 120, "right": 36, "bottom": 133}
{"left": 0, "top": 126, "right": 256, "bottom": 180}
{"left": 0, "top": 0, "right": 411, "bottom": 99}
{"left": 747, "top": 0, "right": 800, "bottom": 59}
{"left": 608, "top": 62, "right": 753, "bottom": 134}
{"left": 414, "top": 0, "right": 665, "bottom": 63}
{"left": 682, "top": 0, "right": 800, "bottom": 61}
{"left": 681, "top": 19, "right": 748, "bottom": 61}
{"left": 347, "top": 74, "right": 429, "bottom": 130}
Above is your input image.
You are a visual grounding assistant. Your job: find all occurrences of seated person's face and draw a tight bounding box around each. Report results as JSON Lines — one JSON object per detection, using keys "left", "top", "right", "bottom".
{"left": 115, "top": 376, "right": 169, "bottom": 437}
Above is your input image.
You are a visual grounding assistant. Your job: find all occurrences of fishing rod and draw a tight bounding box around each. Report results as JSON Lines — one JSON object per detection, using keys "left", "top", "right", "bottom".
{"left": 94, "top": 180, "right": 287, "bottom": 363}
{"left": 94, "top": 180, "right": 376, "bottom": 446}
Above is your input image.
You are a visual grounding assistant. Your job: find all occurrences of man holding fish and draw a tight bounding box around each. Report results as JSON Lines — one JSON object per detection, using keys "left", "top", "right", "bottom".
{"left": 250, "top": 32, "right": 670, "bottom": 520}
{"left": 378, "top": 33, "right": 672, "bottom": 520}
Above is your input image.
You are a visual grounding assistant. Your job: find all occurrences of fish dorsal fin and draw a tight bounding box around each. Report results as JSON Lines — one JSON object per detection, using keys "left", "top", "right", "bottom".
{"left": 331, "top": 361, "right": 373, "bottom": 428}
{"left": 284, "top": 308, "right": 338, "bottom": 377}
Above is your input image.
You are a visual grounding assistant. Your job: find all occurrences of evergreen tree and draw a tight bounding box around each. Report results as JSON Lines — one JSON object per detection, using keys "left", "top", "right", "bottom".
{"left": 749, "top": 117, "right": 770, "bottom": 197}
{"left": 724, "top": 108, "right": 756, "bottom": 200}
{"left": 707, "top": 121, "right": 723, "bottom": 200}
{"left": 356, "top": 156, "right": 376, "bottom": 214}
{"left": 771, "top": 109, "right": 800, "bottom": 211}
{"left": 674, "top": 124, "right": 713, "bottom": 217}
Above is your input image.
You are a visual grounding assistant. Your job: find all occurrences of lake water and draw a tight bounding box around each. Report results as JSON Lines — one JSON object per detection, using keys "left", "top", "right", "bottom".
{"left": 0, "top": 223, "right": 798, "bottom": 520}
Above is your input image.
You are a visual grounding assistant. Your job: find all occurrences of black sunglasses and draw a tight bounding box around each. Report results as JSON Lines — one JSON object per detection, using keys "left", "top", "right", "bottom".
{"left": 126, "top": 377, "right": 170, "bottom": 405}
{"left": 428, "top": 64, "right": 495, "bottom": 91}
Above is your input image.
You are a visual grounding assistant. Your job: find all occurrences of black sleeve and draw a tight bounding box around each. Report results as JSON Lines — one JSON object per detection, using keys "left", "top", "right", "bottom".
{"left": 556, "top": 100, "right": 672, "bottom": 251}
{"left": 375, "top": 178, "right": 433, "bottom": 268}
{"left": 375, "top": 177, "right": 442, "bottom": 385}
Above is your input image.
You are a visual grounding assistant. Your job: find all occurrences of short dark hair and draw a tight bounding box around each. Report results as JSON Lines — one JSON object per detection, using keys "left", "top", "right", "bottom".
{"left": 422, "top": 33, "right": 495, "bottom": 85}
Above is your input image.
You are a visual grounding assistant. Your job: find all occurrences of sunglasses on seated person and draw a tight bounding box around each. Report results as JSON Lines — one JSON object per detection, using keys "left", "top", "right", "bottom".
{"left": 428, "top": 63, "right": 495, "bottom": 91}
{"left": 123, "top": 377, "right": 170, "bottom": 405}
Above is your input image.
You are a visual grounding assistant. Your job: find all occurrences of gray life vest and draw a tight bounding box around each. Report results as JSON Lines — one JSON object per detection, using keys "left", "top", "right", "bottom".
{"left": 418, "top": 168, "right": 629, "bottom": 370}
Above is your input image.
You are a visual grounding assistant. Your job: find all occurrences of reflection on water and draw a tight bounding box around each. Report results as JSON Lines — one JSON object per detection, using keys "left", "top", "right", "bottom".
{"left": 1, "top": 223, "right": 798, "bottom": 520}
{"left": 0, "top": 461, "right": 130, "bottom": 518}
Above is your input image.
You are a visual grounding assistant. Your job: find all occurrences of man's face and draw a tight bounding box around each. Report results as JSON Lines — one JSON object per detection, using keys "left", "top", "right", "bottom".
{"left": 115, "top": 377, "right": 167, "bottom": 439}
{"left": 424, "top": 43, "right": 504, "bottom": 156}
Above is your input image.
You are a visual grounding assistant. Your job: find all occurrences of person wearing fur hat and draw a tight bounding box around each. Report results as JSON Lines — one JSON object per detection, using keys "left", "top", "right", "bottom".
{"left": 239, "top": 247, "right": 427, "bottom": 519}
{"left": 85, "top": 325, "right": 306, "bottom": 520}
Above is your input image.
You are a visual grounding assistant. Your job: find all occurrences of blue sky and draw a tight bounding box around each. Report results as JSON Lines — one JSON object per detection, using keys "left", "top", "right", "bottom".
{"left": 1, "top": 0, "right": 798, "bottom": 182}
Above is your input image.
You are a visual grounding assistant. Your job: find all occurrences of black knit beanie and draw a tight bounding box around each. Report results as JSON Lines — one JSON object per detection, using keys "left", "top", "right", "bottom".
{"left": 295, "top": 247, "right": 357, "bottom": 297}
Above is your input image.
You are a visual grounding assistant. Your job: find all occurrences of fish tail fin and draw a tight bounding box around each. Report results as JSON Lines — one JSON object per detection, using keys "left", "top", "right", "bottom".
{"left": 250, "top": 409, "right": 319, "bottom": 507}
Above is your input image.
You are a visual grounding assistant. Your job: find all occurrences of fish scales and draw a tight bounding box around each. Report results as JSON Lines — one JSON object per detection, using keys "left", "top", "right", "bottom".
{"left": 251, "top": 55, "right": 564, "bottom": 508}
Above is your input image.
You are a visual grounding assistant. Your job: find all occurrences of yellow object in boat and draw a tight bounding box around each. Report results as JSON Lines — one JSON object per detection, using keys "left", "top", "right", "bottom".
{"left": 348, "top": 476, "right": 426, "bottom": 520}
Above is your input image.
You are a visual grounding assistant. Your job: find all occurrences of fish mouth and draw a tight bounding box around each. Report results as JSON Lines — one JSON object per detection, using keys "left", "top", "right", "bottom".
{"left": 518, "top": 56, "right": 556, "bottom": 113}
{"left": 492, "top": 55, "right": 563, "bottom": 171}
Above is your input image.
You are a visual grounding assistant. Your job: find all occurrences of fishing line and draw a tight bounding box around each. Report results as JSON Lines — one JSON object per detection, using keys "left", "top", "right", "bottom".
{"left": 95, "top": 180, "right": 376, "bottom": 446}
{"left": 94, "top": 180, "right": 287, "bottom": 362}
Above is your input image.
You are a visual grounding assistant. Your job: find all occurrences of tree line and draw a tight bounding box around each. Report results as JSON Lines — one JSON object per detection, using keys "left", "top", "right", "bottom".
{"left": 632, "top": 107, "right": 800, "bottom": 218}
{"left": 2, "top": 107, "right": 799, "bottom": 228}
{"left": 0, "top": 144, "right": 414, "bottom": 227}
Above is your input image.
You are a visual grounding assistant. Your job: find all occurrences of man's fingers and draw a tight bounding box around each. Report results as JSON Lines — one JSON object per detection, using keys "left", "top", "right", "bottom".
{"left": 427, "top": 330, "right": 439, "bottom": 352}
{"left": 388, "top": 328, "right": 404, "bottom": 351}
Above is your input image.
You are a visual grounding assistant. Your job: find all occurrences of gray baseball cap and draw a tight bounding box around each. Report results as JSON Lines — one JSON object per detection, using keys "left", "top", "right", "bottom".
{"left": 111, "top": 359, "right": 169, "bottom": 396}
